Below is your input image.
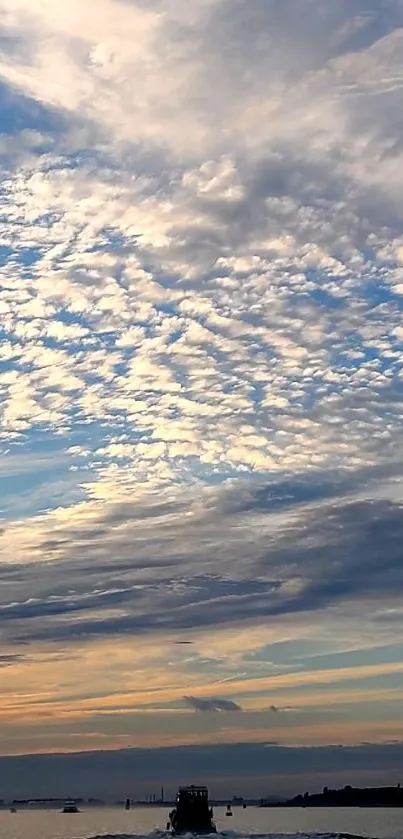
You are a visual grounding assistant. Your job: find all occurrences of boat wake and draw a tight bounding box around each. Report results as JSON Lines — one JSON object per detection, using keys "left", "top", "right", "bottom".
{"left": 87, "top": 831, "right": 376, "bottom": 839}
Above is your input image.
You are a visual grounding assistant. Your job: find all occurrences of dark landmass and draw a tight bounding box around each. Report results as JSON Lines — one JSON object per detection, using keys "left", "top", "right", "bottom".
{"left": 261, "top": 784, "right": 403, "bottom": 807}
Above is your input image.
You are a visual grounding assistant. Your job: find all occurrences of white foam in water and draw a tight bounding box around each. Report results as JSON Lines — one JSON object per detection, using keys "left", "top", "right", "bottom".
{"left": 87, "top": 831, "right": 374, "bottom": 839}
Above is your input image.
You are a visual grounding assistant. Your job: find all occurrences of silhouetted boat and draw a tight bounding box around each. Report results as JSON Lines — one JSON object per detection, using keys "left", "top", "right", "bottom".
{"left": 167, "top": 785, "right": 216, "bottom": 835}
{"left": 62, "top": 800, "right": 79, "bottom": 813}
{"left": 226, "top": 804, "right": 233, "bottom": 816}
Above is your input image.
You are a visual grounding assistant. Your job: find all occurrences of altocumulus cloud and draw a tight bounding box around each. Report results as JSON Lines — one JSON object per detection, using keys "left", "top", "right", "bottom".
{"left": 0, "top": 0, "right": 403, "bottom": 502}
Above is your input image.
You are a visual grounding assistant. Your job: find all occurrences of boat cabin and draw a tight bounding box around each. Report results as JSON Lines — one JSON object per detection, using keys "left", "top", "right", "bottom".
{"left": 168, "top": 785, "right": 216, "bottom": 834}
{"left": 62, "top": 799, "right": 79, "bottom": 813}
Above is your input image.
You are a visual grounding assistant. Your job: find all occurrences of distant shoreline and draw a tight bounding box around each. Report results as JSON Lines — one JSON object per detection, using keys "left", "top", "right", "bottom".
{"left": 261, "top": 784, "right": 403, "bottom": 809}
{"left": 2, "top": 786, "right": 403, "bottom": 810}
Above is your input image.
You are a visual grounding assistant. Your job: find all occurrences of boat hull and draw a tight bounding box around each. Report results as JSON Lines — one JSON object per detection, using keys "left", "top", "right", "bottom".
{"left": 168, "top": 784, "right": 216, "bottom": 836}
{"left": 171, "top": 830, "right": 217, "bottom": 836}
{"left": 62, "top": 801, "right": 80, "bottom": 813}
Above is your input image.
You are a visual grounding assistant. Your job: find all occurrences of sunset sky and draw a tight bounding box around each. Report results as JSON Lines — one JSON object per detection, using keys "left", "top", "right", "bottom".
{"left": 1, "top": 0, "right": 403, "bottom": 796}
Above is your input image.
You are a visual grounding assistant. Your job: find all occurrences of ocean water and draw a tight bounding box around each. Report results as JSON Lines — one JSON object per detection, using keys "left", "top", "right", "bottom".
{"left": 1, "top": 806, "right": 403, "bottom": 839}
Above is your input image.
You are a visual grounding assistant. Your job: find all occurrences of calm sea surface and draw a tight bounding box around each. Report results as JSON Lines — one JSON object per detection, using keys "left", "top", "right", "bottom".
{"left": 1, "top": 806, "right": 403, "bottom": 839}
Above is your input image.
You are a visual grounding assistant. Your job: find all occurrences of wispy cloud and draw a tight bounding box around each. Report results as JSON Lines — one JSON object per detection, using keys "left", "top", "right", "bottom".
{"left": 2, "top": 473, "right": 403, "bottom": 645}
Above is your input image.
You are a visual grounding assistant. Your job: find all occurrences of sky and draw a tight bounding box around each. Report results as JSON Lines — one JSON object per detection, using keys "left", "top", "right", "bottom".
{"left": 1, "top": 0, "right": 403, "bottom": 799}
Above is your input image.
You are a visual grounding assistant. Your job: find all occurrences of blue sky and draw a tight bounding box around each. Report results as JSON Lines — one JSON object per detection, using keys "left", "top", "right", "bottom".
{"left": 1, "top": 0, "right": 403, "bottom": 794}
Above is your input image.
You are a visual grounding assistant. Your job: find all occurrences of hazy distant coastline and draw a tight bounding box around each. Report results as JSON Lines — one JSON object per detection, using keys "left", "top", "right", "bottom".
{"left": 261, "top": 785, "right": 403, "bottom": 808}
{"left": 2, "top": 785, "right": 403, "bottom": 810}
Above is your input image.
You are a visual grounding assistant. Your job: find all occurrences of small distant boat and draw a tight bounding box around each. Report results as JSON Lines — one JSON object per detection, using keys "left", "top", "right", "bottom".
{"left": 167, "top": 785, "right": 216, "bottom": 835}
{"left": 226, "top": 804, "right": 233, "bottom": 816}
{"left": 10, "top": 807, "right": 17, "bottom": 813}
{"left": 62, "top": 800, "right": 79, "bottom": 813}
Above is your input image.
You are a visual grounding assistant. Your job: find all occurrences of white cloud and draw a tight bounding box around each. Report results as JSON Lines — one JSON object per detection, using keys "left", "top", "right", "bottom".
{"left": 0, "top": 1, "right": 403, "bottom": 638}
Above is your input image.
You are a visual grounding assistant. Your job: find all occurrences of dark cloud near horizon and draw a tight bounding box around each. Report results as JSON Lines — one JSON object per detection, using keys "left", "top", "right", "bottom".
{"left": 0, "top": 654, "right": 24, "bottom": 667}
{"left": 1, "top": 741, "right": 403, "bottom": 799}
{"left": 183, "top": 696, "right": 242, "bottom": 713}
